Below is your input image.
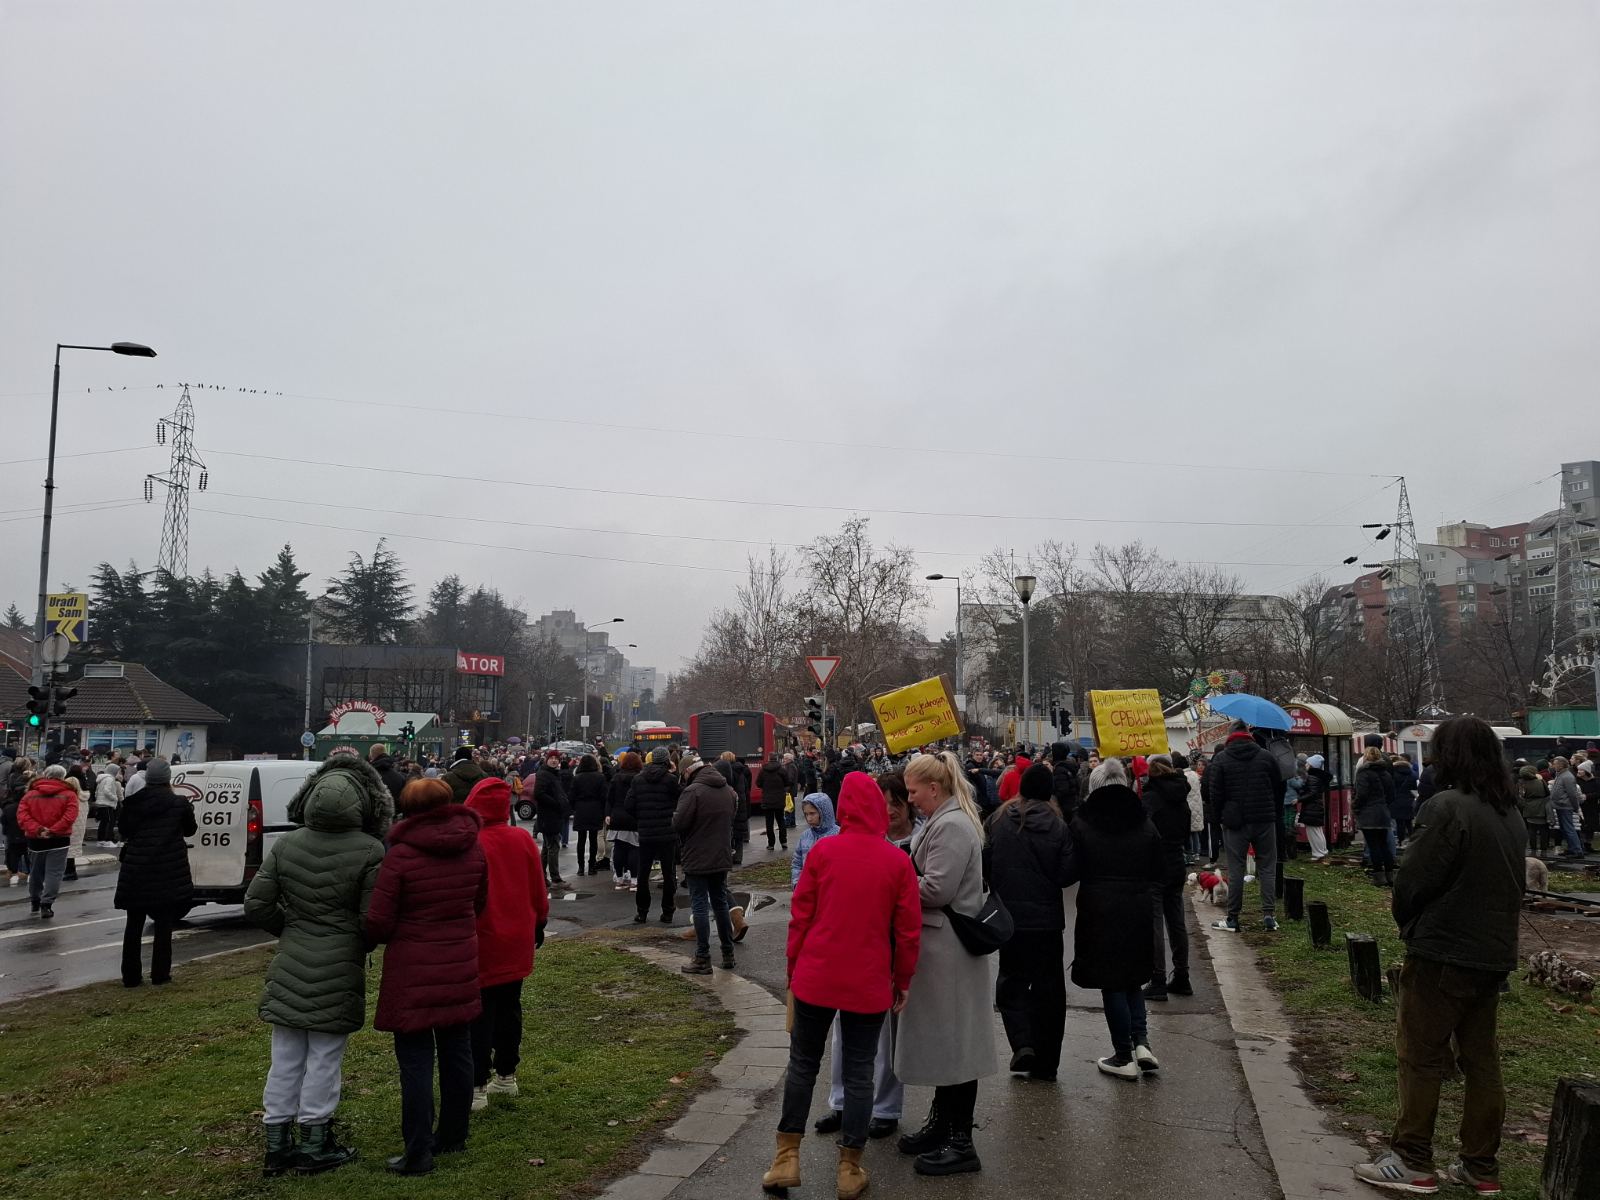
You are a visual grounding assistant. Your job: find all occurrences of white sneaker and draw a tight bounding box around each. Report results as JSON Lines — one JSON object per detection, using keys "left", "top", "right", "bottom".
{"left": 487, "top": 1073, "right": 518, "bottom": 1096}
{"left": 471, "top": 1085, "right": 489, "bottom": 1112}
{"left": 1096, "top": 1054, "right": 1139, "bottom": 1080}
{"left": 6, "top": 874, "right": 16, "bottom": 888}
{"left": 1134, "top": 1044, "right": 1160, "bottom": 1073}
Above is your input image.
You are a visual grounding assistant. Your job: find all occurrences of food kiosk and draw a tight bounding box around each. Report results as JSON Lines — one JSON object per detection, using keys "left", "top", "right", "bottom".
{"left": 1283, "top": 702, "right": 1359, "bottom": 847}
{"left": 1390, "top": 722, "right": 1523, "bottom": 768}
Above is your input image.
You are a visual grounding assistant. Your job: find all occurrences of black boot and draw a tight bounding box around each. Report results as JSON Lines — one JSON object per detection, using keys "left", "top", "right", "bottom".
{"left": 1142, "top": 979, "right": 1169, "bottom": 1002}
{"left": 915, "top": 1128, "right": 981, "bottom": 1176}
{"left": 897, "top": 1101, "right": 945, "bottom": 1156}
{"left": 294, "top": 1122, "right": 356, "bottom": 1174}
{"left": 1167, "top": 973, "right": 1194, "bottom": 996}
{"left": 263, "top": 1123, "right": 296, "bottom": 1177}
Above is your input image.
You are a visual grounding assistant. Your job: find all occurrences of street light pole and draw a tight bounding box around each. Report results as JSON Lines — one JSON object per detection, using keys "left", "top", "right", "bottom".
{"left": 580, "top": 618, "right": 624, "bottom": 735}
{"left": 1013, "top": 575, "right": 1037, "bottom": 748}
{"left": 33, "top": 341, "right": 156, "bottom": 688}
{"left": 926, "top": 574, "right": 964, "bottom": 712}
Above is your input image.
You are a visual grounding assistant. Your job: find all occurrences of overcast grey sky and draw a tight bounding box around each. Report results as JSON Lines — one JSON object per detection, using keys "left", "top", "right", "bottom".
{"left": 4, "top": 1, "right": 1597, "bottom": 672}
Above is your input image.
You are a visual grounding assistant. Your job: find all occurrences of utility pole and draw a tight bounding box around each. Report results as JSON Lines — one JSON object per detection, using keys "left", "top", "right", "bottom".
{"left": 302, "top": 611, "right": 315, "bottom": 760}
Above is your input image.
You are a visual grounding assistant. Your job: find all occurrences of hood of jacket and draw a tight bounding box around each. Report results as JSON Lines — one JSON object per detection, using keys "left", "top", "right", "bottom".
{"left": 997, "top": 794, "right": 1065, "bottom": 837}
{"left": 465, "top": 777, "right": 512, "bottom": 826}
{"left": 25, "top": 777, "right": 78, "bottom": 803}
{"left": 371, "top": 754, "right": 397, "bottom": 774}
{"left": 1079, "top": 782, "right": 1146, "bottom": 833}
{"left": 799, "top": 791, "right": 837, "bottom": 832}
{"left": 836, "top": 773, "right": 886, "bottom": 838}
{"left": 639, "top": 762, "right": 673, "bottom": 787}
{"left": 686, "top": 764, "right": 732, "bottom": 794}
{"left": 390, "top": 803, "right": 482, "bottom": 855}
{"left": 1219, "top": 736, "right": 1266, "bottom": 767}
{"left": 448, "top": 758, "right": 487, "bottom": 784}
{"left": 289, "top": 757, "right": 389, "bottom": 833}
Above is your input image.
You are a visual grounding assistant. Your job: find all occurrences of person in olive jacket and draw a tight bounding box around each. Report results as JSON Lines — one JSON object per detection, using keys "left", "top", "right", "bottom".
{"left": 673, "top": 754, "right": 737, "bottom": 973}
{"left": 366, "top": 777, "right": 489, "bottom": 1177}
{"left": 244, "top": 756, "right": 388, "bottom": 1177}
{"left": 626, "top": 748, "right": 682, "bottom": 924}
{"left": 1355, "top": 717, "right": 1525, "bottom": 1196}
{"left": 113, "top": 758, "right": 196, "bottom": 988}
{"left": 984, "top": 764, "right": 1075, "bottom": 1081}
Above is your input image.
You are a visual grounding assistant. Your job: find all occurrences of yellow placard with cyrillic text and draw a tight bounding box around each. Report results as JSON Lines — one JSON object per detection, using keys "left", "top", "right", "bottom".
{"left": 1089, "top": 688, "right": 1166, "bottom": 757}
{"left": 871, "top": 674, "right": 963, "bottom": 755}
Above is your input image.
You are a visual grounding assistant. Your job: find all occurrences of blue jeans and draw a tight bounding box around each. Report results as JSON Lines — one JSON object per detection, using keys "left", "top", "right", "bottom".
{"left": 1557, "top": 808, "right": 1583, "bottom": 855}
{"left": 686, "top": 871, "right": 733, "bottom": 960}
{"left": 1101, "top": 988, "right": 1147, "bottom": 1056}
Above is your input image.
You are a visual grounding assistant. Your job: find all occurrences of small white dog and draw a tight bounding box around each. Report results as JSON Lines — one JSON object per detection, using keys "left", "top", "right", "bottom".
{"left": 1189, "top": 870, "right": 1230, "bottom": 907}
{"left": 1525, "top": 856, "right": 1549, "bottom": 893}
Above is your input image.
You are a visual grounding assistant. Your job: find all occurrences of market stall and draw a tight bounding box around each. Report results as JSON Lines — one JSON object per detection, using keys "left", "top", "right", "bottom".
{"left": 1283, "top": 702, "right": 1358, "bottom": 848}
{"left": 1390, "top": 721, "right": 1523, "bottom": 768}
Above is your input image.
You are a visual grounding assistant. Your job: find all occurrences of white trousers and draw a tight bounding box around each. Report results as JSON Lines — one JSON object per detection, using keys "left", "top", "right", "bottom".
{"left": 826, "top": 1010, "right": 902, "bottom": 1120}
{"left": 263, "top": 1025, "right": 349, "bottom": 1125}
{"left": 1304, "top": 826, "right": 1328, "bottom": 858}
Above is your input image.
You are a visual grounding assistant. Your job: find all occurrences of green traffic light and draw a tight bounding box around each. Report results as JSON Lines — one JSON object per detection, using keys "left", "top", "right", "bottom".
{"left": 27, "top": 714, "right": 42, "bottom": 727}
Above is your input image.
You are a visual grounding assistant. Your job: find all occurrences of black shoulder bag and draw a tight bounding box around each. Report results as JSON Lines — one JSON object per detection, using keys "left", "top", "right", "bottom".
{"left": 919, "top": 810, "right": 1014, "bottom": 956}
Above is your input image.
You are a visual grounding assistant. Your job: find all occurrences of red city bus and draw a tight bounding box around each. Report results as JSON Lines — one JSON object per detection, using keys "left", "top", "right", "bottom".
{"left": 629, "top": 723, "right": 687, "bottom": 754}
{"left": 690, "top": 710, "right": 784, "bottom": 805}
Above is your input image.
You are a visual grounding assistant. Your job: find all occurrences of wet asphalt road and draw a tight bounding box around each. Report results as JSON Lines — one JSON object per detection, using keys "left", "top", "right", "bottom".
{"left": 0, "top": 827, "right": 779, "bottom": 1005}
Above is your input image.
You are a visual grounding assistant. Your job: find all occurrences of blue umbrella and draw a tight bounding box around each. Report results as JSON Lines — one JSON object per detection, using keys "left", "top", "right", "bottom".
{"left": 1205, "top": 692, "right": 1293, "bottom": 731}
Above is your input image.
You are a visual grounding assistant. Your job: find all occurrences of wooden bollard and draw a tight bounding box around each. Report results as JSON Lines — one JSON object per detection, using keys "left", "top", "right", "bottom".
{"left": 1346, "top": 933, "right": 1383, "bottom": 1002}
{"left": 1542, "top": 1078, "right": 1600, "bottom": 1200}
{"left": 1275, "top": 858, "right": 1285, "bottom": 898}
{"left": 1283, "top": 876, "right": 1305, "bottom": 920}
{"left": 1308, "top": 900, "right": 1331, "bottom": 948}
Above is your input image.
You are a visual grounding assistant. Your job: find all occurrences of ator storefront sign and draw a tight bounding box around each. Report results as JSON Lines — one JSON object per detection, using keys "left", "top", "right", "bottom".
{"left": 456, "top": 651, "right": 505, "bottom": 676}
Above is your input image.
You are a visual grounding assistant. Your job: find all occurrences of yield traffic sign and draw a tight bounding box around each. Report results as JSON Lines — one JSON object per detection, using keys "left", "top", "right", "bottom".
{"left": 806, "top": 656, "right": 842, "bottom": 690}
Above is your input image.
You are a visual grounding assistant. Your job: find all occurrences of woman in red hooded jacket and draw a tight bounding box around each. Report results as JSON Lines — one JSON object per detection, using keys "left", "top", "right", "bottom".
{"left": 463, "top": 776, "right": 550, "bottom": 1111}
{"left": 366, "top": 778, "right": 488, "bottom": 1177}
{"left": 763, "top": 772, "right": 921, "bottom": 1200}
{"left": 17, "top": 765, "right": 80, "bottom": 918}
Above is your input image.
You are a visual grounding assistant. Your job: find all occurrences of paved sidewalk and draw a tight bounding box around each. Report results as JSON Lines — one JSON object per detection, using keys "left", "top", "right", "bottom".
{"left": 640, "top": 886, "right": 1282, "bottom": 1199}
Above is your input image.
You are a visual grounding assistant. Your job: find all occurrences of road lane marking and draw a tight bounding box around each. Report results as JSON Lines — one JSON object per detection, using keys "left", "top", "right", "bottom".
{"left": 58, "top": 930, "right": 201, "bottom": 956}
{"left": 0, "top": 916, "right": 123, "bottom": 940}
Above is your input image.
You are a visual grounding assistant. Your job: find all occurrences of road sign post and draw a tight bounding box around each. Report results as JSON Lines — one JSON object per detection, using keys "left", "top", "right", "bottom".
{"left": 806, "top": 656, "right": 841, "bottom": 754}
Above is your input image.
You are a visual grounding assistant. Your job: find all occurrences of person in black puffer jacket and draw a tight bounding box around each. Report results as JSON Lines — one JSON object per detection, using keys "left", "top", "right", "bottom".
{"left": 368, "top": 744, "right": 409, "bottom": 806}
{"left": 1070, "top": 771, "right": 1163, "bottom": 1079}
{"left": 606, "top": 752, "right": 642, "bottom": 889}
{"left": 533, "top": 752, "right": 569, "bottom": 886}
{"left": 1389, "top": 756, "right": 1418, "bottom": 846}
{"left": 114, "top": 758, "right": 197, "bottom": 988}
{"left": 985, "top": 764, "right": 1075, "bottom": 1081}
{"left": 442, "top": 747, "right": 487, "bottom": 805}
{"left": 1049, "top": 742, "right": 1080, "bottom": 821}
{"left": 1200, "top": 725, "right": 1283, "bottom": 932}
{"left": 626, "top": 750, "right": 681, "bottom": 923}
{"left": 1299, "top": 755, "right": 1331, "bottom": 860}
{"left": 569, "top": 755, "right": 609, "bottom": 877}
{"left": 756, "top": 755, "right": 790, "bottom": 850}
{"left": 1140, "top": 756, "right": 1193, "bottom": 1001}
{"left": 1354, "top": 748, "right": 1395, "bottom": 886}
{"left": 717, "top": 753, "right": 752, "bottom": 865}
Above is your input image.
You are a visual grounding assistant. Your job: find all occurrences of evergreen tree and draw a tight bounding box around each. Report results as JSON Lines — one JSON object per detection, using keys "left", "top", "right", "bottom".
{"left": 323, "top": 540, "right": 415, "bottom": 644}
{"left": 2, "top": 604, "right": 25, "bottom": 631}
{"left": 421, "top": 574, "right": 467, "bottom": 645}
{"left": 257, "top": 544, "right": 312, "bottom": 643}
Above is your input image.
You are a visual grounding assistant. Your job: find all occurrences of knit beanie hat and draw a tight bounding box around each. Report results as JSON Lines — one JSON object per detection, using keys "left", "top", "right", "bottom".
{"left": 145, "top": 758, "right": 172, "bottom": 786}
{"left": 1019, "top": 763, "right": 1054, "bottom": 802}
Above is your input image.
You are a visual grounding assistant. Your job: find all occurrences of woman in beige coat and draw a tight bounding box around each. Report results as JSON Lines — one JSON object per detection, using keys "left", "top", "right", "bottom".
{"left": 893, "top": 751, "right": 997, "bottom": 1177}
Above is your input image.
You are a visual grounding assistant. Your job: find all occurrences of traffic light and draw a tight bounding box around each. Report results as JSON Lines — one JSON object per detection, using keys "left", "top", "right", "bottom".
{"left": 26, "top": 685, "right": 46, "bottom": 728}
{"left": 51, "top": 685, "right": 76, "bottom": 718}
{"left": 1061, "top": 710, "right": 1073, "bottom": 736}
{"left": 399, "top": 720, "right": 416, "bottom": 745}
{"left": 804, "top": 694, "right": 823, "bottom": 738}
{"left": 555, "top": 722, "right": 565, "bottom": 739}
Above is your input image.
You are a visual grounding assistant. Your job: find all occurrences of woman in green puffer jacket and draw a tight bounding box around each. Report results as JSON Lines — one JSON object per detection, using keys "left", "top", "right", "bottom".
{"left": 1516, "top": 764, "right": 1553, "bottom": 860}
{"left": 244, "top": 757, "right": 389, "bottom": 1177}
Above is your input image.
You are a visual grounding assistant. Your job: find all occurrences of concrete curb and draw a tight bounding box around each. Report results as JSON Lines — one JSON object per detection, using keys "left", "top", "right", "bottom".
{"left": 1195, "top": 893, "right": 1373, "bottom": 1199}
{"left": 596, "top": 943, "right": 785, "bottom": 1200}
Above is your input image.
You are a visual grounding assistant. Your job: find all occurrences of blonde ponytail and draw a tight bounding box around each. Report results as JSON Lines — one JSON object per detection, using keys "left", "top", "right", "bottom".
{"left": 906, "top": 750, "right": 985, "bottom": 841}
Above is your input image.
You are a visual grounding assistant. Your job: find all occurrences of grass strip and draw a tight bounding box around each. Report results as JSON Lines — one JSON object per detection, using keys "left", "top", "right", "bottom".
{"left": 0, "top": 938, "right": 734, "bottom": 1200}
{"left": 1246, "top": 860, "right": 1600, "bottom": 1200}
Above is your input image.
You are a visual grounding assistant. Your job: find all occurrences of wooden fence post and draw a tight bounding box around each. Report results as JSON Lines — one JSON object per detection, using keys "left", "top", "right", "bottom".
{"left": 1346, "top": 933, "right": 1383, "bottom": 1002}
{"left": 1308, "top": 899, "right": 1331, "bottom": 948}
{"left": 1284, "top": 876, "right": 1305, "bottom": 920}
{"left": 1541, "top": 1078, "right": 1600, "bottom": 1200}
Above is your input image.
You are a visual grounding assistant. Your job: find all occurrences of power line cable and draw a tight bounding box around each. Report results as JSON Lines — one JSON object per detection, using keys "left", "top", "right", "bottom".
{"left": 198, "top": 447, "right": 1374, "bottom": 530}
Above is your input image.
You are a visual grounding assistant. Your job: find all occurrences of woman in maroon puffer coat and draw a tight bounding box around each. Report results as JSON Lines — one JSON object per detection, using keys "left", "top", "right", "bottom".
{"left": 366, "top": 778, "right": 488, "bottom": 1177}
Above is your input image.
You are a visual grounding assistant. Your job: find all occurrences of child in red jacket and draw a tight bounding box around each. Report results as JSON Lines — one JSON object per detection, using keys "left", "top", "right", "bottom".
{"left": 464, "top": 777, "right": 550, "bottom": 1110}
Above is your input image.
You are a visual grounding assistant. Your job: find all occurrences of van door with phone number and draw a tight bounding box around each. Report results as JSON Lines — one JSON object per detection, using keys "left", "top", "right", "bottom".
{"left": 174, "top": 768, "right": 246, "bottom": 887}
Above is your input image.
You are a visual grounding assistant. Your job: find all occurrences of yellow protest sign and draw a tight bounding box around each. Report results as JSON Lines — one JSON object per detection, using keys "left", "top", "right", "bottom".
{"left": 871, "top": 674, "right": 963, "bottom": 754}
{"left": 46, "top": 592, "right": 88, "bottom": 643}
{"left": 1089, "top": 688, "right": 1167, "bottom": 757}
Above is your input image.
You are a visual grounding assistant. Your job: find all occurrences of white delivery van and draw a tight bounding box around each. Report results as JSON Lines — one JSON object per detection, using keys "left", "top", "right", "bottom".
{"left": 171, "top": 760, "right": 320, "bottom": 907}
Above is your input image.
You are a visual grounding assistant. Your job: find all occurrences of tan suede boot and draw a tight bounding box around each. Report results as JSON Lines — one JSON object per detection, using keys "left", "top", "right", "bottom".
{"left": 762, "top": 1131, "right": 803, "bottom": 1193}
{"left": 837, "top": 1145, "right": 869, "bottom": 1199}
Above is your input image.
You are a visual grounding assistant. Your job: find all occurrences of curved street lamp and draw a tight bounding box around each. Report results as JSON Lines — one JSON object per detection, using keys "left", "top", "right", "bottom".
{"left": 1013, "top": 575, "right": 1038, "bottom": 747}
